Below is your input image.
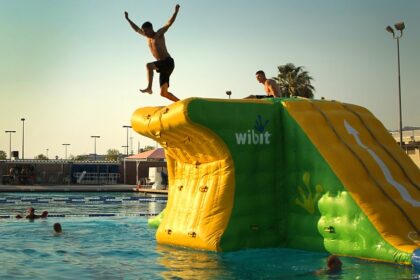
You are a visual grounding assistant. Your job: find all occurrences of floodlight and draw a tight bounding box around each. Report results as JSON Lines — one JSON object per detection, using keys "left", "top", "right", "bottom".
{"left": 394, "top": 22, "right": 405, "bottom": 31}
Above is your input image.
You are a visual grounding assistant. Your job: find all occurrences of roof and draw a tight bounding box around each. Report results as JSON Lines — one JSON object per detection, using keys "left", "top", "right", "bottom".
{"left": 125, "top": 148, "right": 165, "bottom": 161}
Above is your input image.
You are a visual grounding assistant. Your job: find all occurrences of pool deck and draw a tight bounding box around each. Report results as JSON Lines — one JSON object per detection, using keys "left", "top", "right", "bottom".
{"left": 0, "top": 184, "right": 138, "bottom": 192}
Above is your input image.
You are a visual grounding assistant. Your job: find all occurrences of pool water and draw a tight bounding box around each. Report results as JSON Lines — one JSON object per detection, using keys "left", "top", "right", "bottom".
{"left": 0, "top": 193, "right": 417, "bottom": 279}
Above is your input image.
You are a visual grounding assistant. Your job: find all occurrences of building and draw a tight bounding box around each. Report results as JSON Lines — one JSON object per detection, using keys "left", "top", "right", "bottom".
{"left": 122, "top": 148, "right": 167, "bottom": 185}
{"left": 391, "top": 130, "right": 420, "bottom": 168}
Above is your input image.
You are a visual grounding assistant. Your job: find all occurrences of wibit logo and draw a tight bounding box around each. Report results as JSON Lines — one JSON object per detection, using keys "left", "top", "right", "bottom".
{"left": 235, "top": 115, "right": 271, "bottom": 145}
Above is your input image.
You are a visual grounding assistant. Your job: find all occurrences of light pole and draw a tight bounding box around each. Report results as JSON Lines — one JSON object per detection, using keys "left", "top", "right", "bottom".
{"left": 46, "top": 148, "right": 49, "bottom": 159}
{"left": 62, "top": 144, "right": 70, "bottom": 160}
{"left": 122, "top": 125, "right": 132, "bottom": 157}
{"left": 121, "top": 145, "right": 129, "bottom": 184}
{"left": 5, "top": 130, "right": 16, "bottom": 160}
{"left": 21, "top": 118, "right": 25, "bottom": 159}
{"left": 91, "top": 136, "right": 100, "bottom": 161}
{"left": 386, "top": 21, "right": 405, "bottom": 147}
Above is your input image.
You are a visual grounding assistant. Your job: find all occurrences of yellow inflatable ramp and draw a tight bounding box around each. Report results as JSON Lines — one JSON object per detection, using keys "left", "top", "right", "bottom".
{"left": 284, "top": 100, "right": 419, "bottom": 253}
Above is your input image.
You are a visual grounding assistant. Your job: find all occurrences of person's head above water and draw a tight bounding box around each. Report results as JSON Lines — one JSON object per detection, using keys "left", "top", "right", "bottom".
{"left": 327, "top": 255, "right": 342, "bottom": 272}
{"left": 53, "top": 223, "right": 62, "bottom": 233}
{"left": 141, "top": 21, "right": 154, "bottom": 37}
{"left": 26, "top": 207, "right": 36, "bottom": 218}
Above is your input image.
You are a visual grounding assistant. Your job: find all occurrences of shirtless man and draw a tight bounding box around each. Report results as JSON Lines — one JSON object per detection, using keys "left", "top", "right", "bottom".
{"left": 125, "top": 5, "right": 180, "bottom": 102}
{"left": 255, "top": 70, "right": 281, "bottom": 97}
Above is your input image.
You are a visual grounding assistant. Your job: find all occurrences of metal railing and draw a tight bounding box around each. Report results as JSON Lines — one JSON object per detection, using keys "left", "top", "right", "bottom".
{"left": 74, "top": 172, "right": 120, "bottom": 185}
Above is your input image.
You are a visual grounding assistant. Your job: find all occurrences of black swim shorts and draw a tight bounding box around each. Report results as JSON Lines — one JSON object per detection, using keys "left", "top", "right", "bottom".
{"left": 154, "top": 57, "right": 175, "bottom": 87}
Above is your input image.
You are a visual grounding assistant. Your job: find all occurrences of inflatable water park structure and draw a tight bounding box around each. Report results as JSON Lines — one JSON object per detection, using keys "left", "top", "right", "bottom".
{"left": 131, "top": 97, "right": 420, "bottom": 268}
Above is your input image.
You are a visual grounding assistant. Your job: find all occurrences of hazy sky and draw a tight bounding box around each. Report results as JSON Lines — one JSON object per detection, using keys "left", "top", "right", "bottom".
{"left": 1, "top": 0, "right": 419, "bottom": 159}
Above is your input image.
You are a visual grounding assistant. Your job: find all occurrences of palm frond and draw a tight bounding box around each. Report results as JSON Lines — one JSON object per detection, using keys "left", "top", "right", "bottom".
{"left": 275, "top": 63, "right": 315, "bottom": 98}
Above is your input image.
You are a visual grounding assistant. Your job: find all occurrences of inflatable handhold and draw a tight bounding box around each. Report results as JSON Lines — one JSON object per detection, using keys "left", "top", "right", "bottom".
{"left": 324, "top": 226, "right": 335, "bottom": 234}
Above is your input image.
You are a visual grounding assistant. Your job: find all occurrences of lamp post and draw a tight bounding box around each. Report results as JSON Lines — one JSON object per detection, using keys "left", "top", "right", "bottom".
{"left": 62, "top": 144, "right": 70, "bottom": 160}
{"left": 91, "top": 136, "right": 100, "bottom": 161}
{"left": 386, "top": 21, "right": 405, "bottom": 147}
{"left": 121, "top": 145, "right": 129, "bottom": 184}
{"left": 122, "top": 125, "right": 132, "bottom": 157}
{"left": 21, "top": 118, "right": 25, "bottom": 159}
{"left": 46, "top": 148, "right": 49, "bottom": 159}
{"left": 5, "top": 130, "right": 16, "bottom": 160}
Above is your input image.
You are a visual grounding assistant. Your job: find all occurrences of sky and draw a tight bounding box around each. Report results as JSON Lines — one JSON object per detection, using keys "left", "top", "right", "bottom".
{"left": 0, "top": 0, "right": 419, "bottom": 159}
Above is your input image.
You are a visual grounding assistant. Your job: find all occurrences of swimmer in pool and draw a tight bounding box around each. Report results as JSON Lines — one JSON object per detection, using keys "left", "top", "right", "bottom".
{"left": 314, "top": 255, "right": 343, "bottom": 275}
{"left": 15, "top": 207, "right": 48, "bottom": 219}
{"left": 53, "top": 223, "right": 63, "bottom": 234}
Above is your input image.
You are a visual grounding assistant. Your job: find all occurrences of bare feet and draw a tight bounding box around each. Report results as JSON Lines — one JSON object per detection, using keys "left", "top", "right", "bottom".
{"left": 140, "top": 88, "right": 153, "bottom": 94}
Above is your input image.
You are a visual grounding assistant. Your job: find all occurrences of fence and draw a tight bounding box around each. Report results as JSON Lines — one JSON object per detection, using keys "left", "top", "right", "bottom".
{"left": 74, "top": 172, "right": 120, "bottom": 185}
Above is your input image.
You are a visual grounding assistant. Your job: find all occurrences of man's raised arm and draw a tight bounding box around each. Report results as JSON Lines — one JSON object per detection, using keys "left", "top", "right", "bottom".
{"left": 156, "top": 4, "right": 180, "bottom": 36}
{"left": 124, "top": 11, "right": 145, "bottom": 36}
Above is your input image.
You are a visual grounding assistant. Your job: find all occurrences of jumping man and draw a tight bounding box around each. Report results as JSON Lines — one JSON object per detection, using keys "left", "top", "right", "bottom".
{"left": 125, "top": 5, "right": 180, "bottom": 102}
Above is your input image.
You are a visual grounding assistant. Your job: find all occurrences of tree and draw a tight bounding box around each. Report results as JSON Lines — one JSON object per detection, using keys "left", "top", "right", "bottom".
{"left": 34, "top": 154, "right": 48, "bottom": 160}
{"left": 0, "top": 150, "right": 7, "bottom": 160}
{"left": 105, "top": 149, "right": 120, "bottom": 161}
{"left": 274, "top": 63, "right": 315, "bottom": 98}
{"left": 73, "top": 154, "right": 89, "bottom": 161}
{"left": 143, "top": 145, "right": 155, "bottom": 152}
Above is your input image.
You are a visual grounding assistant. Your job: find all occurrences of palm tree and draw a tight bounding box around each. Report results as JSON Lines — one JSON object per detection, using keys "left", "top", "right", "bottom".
{"left": 274, "top": 63, "right": 315, "bottom": 98}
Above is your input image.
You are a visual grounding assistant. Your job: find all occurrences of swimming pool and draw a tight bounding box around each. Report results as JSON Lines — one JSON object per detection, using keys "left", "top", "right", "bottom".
{"left": 0, "top": 192, "right": 417, "bottom": 279}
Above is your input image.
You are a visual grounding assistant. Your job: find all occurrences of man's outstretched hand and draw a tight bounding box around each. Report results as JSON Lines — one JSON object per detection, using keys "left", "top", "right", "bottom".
{"left": 124, "top": 11, "right": 129, "bottom": 19}
{"left": 175, "top": 4, "right": 180, "bottom": 13}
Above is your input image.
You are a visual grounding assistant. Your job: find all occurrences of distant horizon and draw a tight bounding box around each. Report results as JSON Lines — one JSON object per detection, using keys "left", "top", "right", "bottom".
{"left": 388, "top": 126, "right": 420, "bottom": 132}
